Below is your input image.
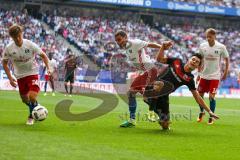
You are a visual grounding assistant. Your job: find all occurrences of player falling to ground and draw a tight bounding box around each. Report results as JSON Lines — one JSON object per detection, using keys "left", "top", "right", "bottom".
{"left": 143, "top": 44, "right": 219, "bottom": 130}
{"left": 64, "top": 50, "right": 77, "bottom": 97}
{"left": 197, "top": 28, "right": 229, "bottom": 125}
{"left": 114, "top": 30, "right": 172, "bottom": 127}
{"left": 42, "top": 52, "right": 57, "bottom": 96}
{"left": 1, "top": 24, "right": 51, "bottom": 125}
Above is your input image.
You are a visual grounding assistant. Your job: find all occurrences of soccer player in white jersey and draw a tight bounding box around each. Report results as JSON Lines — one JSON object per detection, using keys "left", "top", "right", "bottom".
{"left": 197, "top": 28, "right": 229, "bottom": 124}
{"left": 114, "top": 30, "right": 171, "bottom": 127}
{"left": 42, "top": 52, "right": 57, "bottom": 96}
{"left": 2, "top": 24, "right": 51, "bottom": 125}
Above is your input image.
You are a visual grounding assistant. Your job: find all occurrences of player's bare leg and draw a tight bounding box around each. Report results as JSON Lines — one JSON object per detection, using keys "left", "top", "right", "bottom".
{"left": 49, "top": 76, "right": 55, "bottom": 96}
{"left": 20, "top": 92, "right": 37, "bottom": 125}
{"left": 197, "top": 92, "right": 205, "bottom": 122}
{"left": 69, "top": 83, "right": 74, "bottom": 97}
{"left": 27, "top": 91, "right": 39, "bottom": 125}
{"left": 43, "top": 80, "right": 48, "bottom": 96}
{"left": 208, "top": 93, "right": 216, "bottom": 125}
{"left": 64, "top": 82, "right": 68, "bottom": 96}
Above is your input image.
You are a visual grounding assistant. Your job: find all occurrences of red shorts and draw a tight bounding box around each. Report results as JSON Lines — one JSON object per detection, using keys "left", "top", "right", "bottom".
{"left": 130, "top": 67, "right": 158, "bottom": 94}
{"left": 45, "top": 75, "right": 49, "bottom": 81}
{"left": 197, "top": 78, "right": 220, "bottom": 94}
{"left": 17, "top": 75, "right": 40, "bottom": 95}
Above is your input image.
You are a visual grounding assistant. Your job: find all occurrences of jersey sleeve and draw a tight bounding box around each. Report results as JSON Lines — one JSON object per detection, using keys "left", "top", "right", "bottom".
{"left": 187, "top": 79, "right": 196, "bottom": 91}
{"left": 221, "top": 45, "right": 229, "bottom": 58}
{"left": 134, "top": 39, "right": 149, "bottom": 50}
{"left": 29, "top": 40, "right": 42, "bottom": 55}
{"left": 2, "top": 47, "right": 10, "bottom": 60}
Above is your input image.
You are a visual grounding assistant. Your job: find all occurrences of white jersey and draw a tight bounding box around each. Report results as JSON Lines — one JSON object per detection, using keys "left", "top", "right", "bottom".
{"left": 125, "top": 39, "right": 155, "bottom": 71}
{"left": 44, "top": 59, "right": 57, "bottom": 74}
{"left": 199, "top": 41, "right": 229, "bottom": 80}
{"left": 2, "top": 39, "right": 42, "bottom": 79}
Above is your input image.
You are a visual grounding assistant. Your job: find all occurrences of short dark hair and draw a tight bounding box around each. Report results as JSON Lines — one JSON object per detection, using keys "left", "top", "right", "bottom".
{"left": 9, "top": 24, "right": 23, "bottom": 37}
{"left": 115, "top": 30, "right": 127, "bottom": 37}
{"left": 191, "top": 53, "right": 203, "bottom": 65}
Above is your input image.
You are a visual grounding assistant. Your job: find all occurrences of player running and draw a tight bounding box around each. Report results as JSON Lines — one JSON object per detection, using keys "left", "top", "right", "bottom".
{"left": 114, "top": 30, "right": 172, "bottom": 127}
{"left": 64, "top": 50, "right": 77, "bottom": 97}
{"left": 2, "top": 24, "right": 51, "bottom": 125}
{"left": 42, "top": 52, "right": 57, "bottom": 96}
{"left": 196, "top": 28, "right": 229, "bottom": 124}
{"left": 143, "top": 43, "right": 219, "bottom": 130}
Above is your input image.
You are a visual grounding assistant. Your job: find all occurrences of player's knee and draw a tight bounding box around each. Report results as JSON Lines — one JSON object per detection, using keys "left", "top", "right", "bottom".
{"left": 28, "top": 91, "right": 38, "bottom": 103}
{"left": 199, "top": 92, "right": 204, "bottom": 97}
{"left": 209, "top": 94, "right": 215, "bottom": 100}
{"left": 21, "top": 97, "right": 29, "bottom": 104}
{"left": 127, "top": 90, "right": 136, "bottom": 98}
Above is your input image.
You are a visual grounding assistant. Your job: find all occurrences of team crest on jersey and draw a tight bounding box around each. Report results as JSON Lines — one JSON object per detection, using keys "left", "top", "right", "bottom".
{"left": 214, "top": 50, "right": 219, "bottom": 54}
{"left": 25, "top": 49, "right": 30, "bottom": 54}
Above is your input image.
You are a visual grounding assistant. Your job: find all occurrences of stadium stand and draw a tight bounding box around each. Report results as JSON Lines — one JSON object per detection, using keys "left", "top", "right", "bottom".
{"left": 0, "top": 4, "right": 239, "bottom": 87}
{"left": 166, "top": 0, "right": 240, "bottom": 8}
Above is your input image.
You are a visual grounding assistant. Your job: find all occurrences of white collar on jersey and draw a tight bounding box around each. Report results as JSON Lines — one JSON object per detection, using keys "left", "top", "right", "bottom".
{"left": 124, "top": 41, "right": 132, "bottom": 50}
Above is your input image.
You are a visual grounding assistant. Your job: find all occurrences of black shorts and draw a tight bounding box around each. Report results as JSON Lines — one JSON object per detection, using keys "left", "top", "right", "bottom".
{"left": 64, "top": 73, "right": 74, "bottom": 83}
{"left": 147, "top": 95, "right": 170, "bottom": 121}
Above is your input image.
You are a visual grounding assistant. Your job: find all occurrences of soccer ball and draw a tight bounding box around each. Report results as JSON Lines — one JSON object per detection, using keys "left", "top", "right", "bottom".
{"left": 32, "top": 105, "right": 48, "bottom": 121}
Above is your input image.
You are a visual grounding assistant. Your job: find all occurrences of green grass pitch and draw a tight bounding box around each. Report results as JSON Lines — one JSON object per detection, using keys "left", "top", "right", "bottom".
{"left": 0, "top": 90, "right": 240, "bottom": 160}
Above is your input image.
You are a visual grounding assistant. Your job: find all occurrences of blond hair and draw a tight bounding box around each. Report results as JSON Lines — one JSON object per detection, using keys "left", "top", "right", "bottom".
{"left": 206, "top": 28, "right": 216, "bottom": 35}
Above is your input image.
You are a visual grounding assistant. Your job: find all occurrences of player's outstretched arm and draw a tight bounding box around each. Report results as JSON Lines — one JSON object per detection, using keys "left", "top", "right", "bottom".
{"left": 191, "top": 90, "right": 219, "bottom": 120}
{"left": 2, "top": 59, "right": 17, "bottom": 87}
{"left": 40, "top": 52, "right": 50, "bottom": 75}
{"left": 156, "top": 41, "right": 173, "bottom": 63}
{"left": 147, "top": 43, "right": 161, "bottom": 49}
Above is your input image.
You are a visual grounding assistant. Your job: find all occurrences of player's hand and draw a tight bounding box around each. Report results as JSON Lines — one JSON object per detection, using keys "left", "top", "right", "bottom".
{"left": 196, "top": 75, "right": 200, "bottom": 83}
{"left": 47, "top": 70, "right": 52, "bottom": 76}
{"left": 209, "top": 111, "right": 219, "bottom": 120}
{"left": 9, "top": 77, "right": 17, "bottom": 88}
{"left": 163, "top": 41, "right": 173, "bottom": 50}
